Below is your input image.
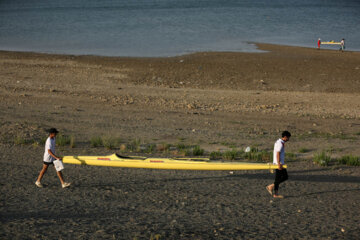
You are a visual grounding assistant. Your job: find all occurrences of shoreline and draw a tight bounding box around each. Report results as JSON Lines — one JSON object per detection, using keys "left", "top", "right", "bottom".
{"left": 1, "top": 42, "right": 359, "bottom": 59}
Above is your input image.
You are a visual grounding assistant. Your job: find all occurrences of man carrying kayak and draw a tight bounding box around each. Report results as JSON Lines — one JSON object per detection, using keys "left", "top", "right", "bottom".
{"left": 266, "top": 131, "right": 291, "bottom": 198}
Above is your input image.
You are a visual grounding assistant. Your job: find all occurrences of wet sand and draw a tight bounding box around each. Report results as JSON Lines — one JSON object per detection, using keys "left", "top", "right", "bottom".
{"left": 1, "top": 44, "right": 360, "bottom": 239}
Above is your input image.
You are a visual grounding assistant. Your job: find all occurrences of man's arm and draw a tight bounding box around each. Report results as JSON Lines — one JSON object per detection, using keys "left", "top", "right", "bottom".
{"left": 276, "top": 151, "right": 282, "bottom": 170}
{"left": 48, "top": 149, "right": 61, "bottom": 160}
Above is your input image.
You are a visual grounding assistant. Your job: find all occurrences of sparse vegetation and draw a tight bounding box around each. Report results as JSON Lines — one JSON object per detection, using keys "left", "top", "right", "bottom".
{"left": 286, "top": 152, "right": 297, "bottom": 162}
{"left": 28, "top": 137, "right": 47, "bottom": 147}
{"left": 298, "top": 148, "right": 309, "bottom": 153}
{"left": 156, "top": 143, "right": 172, "bottom": 153}
{"left": 210, "top": 151, "right": 222, "bottom": 159}
{"left": 337, "top": 155, "right": 360, "bottom": 166}
{"left": 145, "top": 143, "right": 157, "bottom": 154}
{"left": 313, "top": 151, "right": 331, "bottom": 166}
{"left": 39, "top": 137, "right": 47, "bottom": 145}
{"left": 127, "top": 139, "right": 141, "bottom": 152}
{"left": 223, "top": 149, "right": 238, "bottom": 160}
{"left": 14, "top": 136, "right": 26, "bottom": 145}
{"left": 102, "top": 136, "right": 118, "bottom": 150}
{"left": 298, "top": 132, "right": 356, "bottom": 140}
{"left": 56, "top": 134, "right": 71, "bottom": 146}
{"left": 90, "top": 136, "right": 103, "bottom": 147}
{"left": 192, "top": 145, "right": 205, "bottom": 156}
{"left": 221, "top": 142, "right": 237, "bottom": 148}
{"left": 183, "top": 149, "right": 192, "bottom": 156}
{"left": 70, "top": 136, "right": 76, "bottom": 148}
{"left": 244, "top": 150, "right": 272, "bottom": 162}
{"left": 176, "top": 143, "right": 187, "bottom": 150}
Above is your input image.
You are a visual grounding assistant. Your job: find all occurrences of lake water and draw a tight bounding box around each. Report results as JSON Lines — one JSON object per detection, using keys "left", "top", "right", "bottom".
{"left": 0, "top": 0, "right": 359, "bottom": 57}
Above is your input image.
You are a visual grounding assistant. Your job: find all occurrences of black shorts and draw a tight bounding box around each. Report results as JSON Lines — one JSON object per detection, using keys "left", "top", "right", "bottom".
{"left": 43, "top": 161, "right": 53, "bottom": 166}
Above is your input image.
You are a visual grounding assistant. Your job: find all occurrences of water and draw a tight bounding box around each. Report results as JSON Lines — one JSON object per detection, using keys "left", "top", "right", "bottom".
{"left": 0, "top": 0, "right": 359, "bottom": 57}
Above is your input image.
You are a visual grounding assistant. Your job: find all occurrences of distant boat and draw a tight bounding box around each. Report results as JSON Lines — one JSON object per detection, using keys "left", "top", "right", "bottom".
{"left": 321, "top": 41, "right": 341, "bottom": 45}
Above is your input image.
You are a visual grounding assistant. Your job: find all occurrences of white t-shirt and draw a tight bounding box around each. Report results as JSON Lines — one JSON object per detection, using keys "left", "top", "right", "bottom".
{"left": 273, "top": 138, "right": 285, "bottom": 165}
{"left": 43, "top": 137, "right": 56, "bottom": 163}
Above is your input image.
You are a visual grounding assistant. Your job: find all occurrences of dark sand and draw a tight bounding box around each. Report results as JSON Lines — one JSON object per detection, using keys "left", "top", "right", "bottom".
{"left": 1, "top": 44, "right": 360, "bottom": 239}
{"left": 1, "top": 144, "right": 359, "bottom": 239}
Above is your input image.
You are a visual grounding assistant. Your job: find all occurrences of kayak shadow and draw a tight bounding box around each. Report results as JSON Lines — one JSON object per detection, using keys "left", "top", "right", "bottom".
{"left": 74, "top": 170, "right": 360, "bottom": 188}
{"left": 286, "top": 188, "right": 360, "bottom": 198}
{"left": 233, "top": 172, "right": 360, "bottom": 183}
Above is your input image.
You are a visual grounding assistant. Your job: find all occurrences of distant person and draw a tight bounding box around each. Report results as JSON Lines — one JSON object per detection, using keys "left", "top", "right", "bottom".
{"left": 317, "top": 38, "right": 321, "bottom": 49}
{"left": 35, "top": 128, "right": 71, "bottom": 188}
{"left": 266, "top": 131, "right": 291, "bottom": 198}
{"left": 340, "top": 38, "right": 345, "bottom": 51}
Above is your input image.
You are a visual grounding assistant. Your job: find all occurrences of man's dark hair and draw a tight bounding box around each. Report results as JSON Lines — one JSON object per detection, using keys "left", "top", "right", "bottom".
{"left": 48, "top": 128, "right": 59, "bottom": 134}
{"left": 282, "top": 131, "right": 291, "bottom": 138}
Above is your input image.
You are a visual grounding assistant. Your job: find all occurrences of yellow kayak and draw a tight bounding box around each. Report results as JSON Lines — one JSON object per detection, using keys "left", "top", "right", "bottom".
{"left": 63, "top": 153, "right": 286, "bottom": 171}
{"left": 321, "top": 41, "right": 341, "bottom": 45}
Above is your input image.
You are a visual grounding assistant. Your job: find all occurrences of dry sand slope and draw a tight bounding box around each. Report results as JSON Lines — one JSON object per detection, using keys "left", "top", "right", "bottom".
{"left": 0, "top": 44, "right": 359, "bottom": 154}
{"left": 0, "top": 44, "right": 360, "bottom": 239}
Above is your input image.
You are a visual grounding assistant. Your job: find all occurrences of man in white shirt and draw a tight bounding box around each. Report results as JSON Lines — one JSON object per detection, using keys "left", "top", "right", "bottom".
{"left": 340, "top": 38, "right": 345, "bottom": 51}
{"left": 266, "top": 131, "right": 291, "bottom": 198}
{"left": 35, "top": 128, "right": 71, "bottom": 188}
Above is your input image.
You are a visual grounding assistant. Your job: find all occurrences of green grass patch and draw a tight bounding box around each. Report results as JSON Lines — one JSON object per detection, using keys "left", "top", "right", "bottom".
{"left": 56, "top": 134, "right": 71, "bottom": 146}
{"left": 223, "top": 149, "right": 239, "bottom": 160}
{"left": 31, "top": 137, "right": 47, "bottom": 146}
{"left": 126, "top": 138, "right": 141, "bottom": 152}
{"left": 145, "top": 143, "right": 157, "bottom": 154}
{"left": 14, "top": 136, "right": 27, "bottom": 145}
{"left": 69, "top": 136, "right": 76, "bottom": 148}
{"left": 156, "top": 143, "right": 172, "bottom": 153}
{"left": 192, "top": 145, "right": 205, "bottom": 156}
{"left": 221, "top": 142, "right": 237, "bottom": 148}
{"left": 101, "top": 136, "right": 120, "bottom": 150}
{"left": 39, "top": 137, "right": 47, "bottom": 145}
{"left": 179, "top": 148, "right": 192, "bottom": 156}
{"left": 286, "top": 152, "right": 297, "bottom": 162}
{"left": 298, "top": 148, "right": 309, "bottom": 153}
{"left": 176, "top": 143, "right": 187, "bottom": 150}
{"left": 209, "top": 151, "right": 222, "bottom": 159}
{"left": 244, "top": 150, "right": 272, "bottom": 162}
{"left": 337, "top": 155, "right": 360, "bottom": 166}
{"left": 313, "top": 151, "right": 331, "bottom": 166}
{"left": 90, "top": 136, "right": 103, "bottom": 147}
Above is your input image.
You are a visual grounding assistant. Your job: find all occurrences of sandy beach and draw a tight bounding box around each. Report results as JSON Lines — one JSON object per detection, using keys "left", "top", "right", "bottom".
{"left": 1, "top": 44, "right": 360, "bottom": 239}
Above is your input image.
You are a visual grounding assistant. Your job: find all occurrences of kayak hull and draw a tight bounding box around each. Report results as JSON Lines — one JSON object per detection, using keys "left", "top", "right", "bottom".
{"left": 321, "top": 42, "right": 341, "bottom": 45}
{"left": 63, "top": 154, "right": 286, "bottom": 171}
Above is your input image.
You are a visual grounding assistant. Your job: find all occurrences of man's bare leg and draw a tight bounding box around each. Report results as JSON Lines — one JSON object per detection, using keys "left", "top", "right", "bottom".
{"left": 266, "top": 184, "right": 274, "bottom": 195}
{"left": 273, "top": 189, "right": 284, "bottom": 198}
{"left": 36, "top": 164, "right": 48, "bottom": 183}
{"left": 273, "top": 194, "right": 284, "bottom": 198}
{"left": 57, "top": 171, "right": 71, "bottom": 188}
{"left": 56, "top": 171, "right": 65, "bottom": 185}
